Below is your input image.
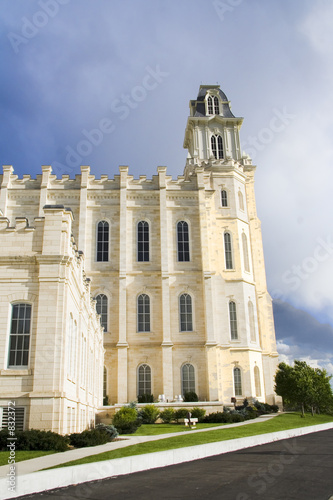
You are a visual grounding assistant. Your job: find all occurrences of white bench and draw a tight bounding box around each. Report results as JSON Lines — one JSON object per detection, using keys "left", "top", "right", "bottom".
{"left": 178, "top": 418, "right": 198, "bottom": 427}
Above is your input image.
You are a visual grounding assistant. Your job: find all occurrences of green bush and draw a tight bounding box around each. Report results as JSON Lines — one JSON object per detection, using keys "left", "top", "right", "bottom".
{"left": 203, "top": 412, "right": 232, "bottom": 424}
{"left": 190, "top": 408, "right": 206, "bottom": 422}
{"left": 0, "top": 429, "right": 69, "bottom": 452}
{"left": 137, "top": 394, "right": 154, "bottom": 403}
{"left": 159, "top": 408, "right": 175, "bottom": 423}
{"left": 95, "top": 423, "right": 119, "bottom": 440}
{"left": 113, "top": 407, "right": 141, "bottom": 434}
{"left": 183, "top": 391, "right": 199, "bottom": 402}
{"left": 174, "top": 408, "right": 189, "bottom": 422}
{"left": 138, "top": 404, "right": 160, "bottom": 424}
{"left": 69, "top": 428, "right": 113, "bottom": 448}
{"left": 230, "top": 412, "right": 245, "bottom": 423}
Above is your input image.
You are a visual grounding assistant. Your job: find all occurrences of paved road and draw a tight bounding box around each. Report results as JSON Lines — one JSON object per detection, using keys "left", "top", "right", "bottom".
{"left": 15, "top": 429, "right": 333, "bottom": 500}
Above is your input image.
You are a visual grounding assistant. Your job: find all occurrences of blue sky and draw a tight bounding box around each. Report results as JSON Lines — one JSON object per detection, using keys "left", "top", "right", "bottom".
{"left": 1, "top": 0, "right": 332, "bottom": 377}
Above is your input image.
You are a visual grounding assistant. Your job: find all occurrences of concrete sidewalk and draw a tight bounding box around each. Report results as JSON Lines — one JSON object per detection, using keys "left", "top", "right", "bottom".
{"left": 0, "top": 414, "right": 276, "bottom": 477}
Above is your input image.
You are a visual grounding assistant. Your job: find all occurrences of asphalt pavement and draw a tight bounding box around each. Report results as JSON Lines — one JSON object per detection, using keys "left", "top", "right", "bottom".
{"left": 13, "top": 428, "right": 333, "bottom": 500}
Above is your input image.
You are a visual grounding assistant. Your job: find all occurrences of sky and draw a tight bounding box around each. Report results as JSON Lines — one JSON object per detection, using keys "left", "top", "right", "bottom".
{"left": 0, "top": 0, "right": 332, "bottom": 379}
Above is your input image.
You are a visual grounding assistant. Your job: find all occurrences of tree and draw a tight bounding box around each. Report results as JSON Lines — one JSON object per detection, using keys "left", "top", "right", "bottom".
{"left": 275, "top": 360, "right": 333, "bottom": 417}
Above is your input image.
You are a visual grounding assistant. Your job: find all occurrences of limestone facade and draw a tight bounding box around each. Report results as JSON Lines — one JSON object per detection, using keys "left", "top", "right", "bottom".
{"left": 0, "top": 85, "right": 279, "bottom": 431}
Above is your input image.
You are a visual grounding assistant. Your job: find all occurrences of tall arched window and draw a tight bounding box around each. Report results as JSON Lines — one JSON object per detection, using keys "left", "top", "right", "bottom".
{"left": 254, "top": 366, "right": 261, "bottom": 397}
{"left": 229, "top": 301, "right": 238, "bottom": 340}
{"left": 179, "top": 293, "right": 193, "bottom": 332}
{"left": 138, "top": 364, "right": 151, "bottom": 396}
{"left": 96, "top": 220, "right": 109, "bottom": 262}
{"left": 103, "top": 366, "right": 108, "bottom": 400}
{"left": 137, "top": 294, "right": 150, "bottom": 332}
{"left": 248, "top": 300, "right": 256, "bottom": 342}
{"left": 8, "top": 303, "right": 31, "bottom": 367}
{"left": 214, "top": 96, "right": 220, "bottom": 114}
{"left": 234, "top": 367, "right": 242, "bottom": 396}
{"left": 96, "top": 294, "right": 108, "bottom": 332}
{"left": 242, "top": 233, "right": 250, "bottom": 272}
{"left": 217, "top": 135, "right": 223, "bottom": 158}
{"left": 207, "top": 96, "right": 213, "bottom": 114}
{"left": 211, "top": 135, "right": 223, "bottom": 159}
{"left": 137, "top": 221, "right": 149, "bottom": 262}
{"left": 181, "top": 363, "right": 195, "bottom": 395}
{"left": 224, "top": 232, "right": 233, "bottom": 269}
{"left": 238, "top": 191, "right": 244, "bottom": 211}
{"left": 221, "top": 190, "right": 228, "bottom": 207}
{"left": 177, "top": 221, "right": 190, "bottom": 262}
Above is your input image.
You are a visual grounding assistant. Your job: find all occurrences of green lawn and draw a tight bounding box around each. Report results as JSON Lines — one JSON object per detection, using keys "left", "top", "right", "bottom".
{"left": 129, "top": 423, "right": 224, "bottom": 436}
{"left": 0, "top": 450, "right": 56, "bottom": 466}
{"left": 46, "top": 413, "right": 333, "bottom": 469}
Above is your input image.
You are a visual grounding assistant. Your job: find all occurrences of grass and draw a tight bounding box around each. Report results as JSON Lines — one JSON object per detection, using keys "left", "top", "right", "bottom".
{"left": 46, "top": 413, "right": 333, "bottom": 469}
{"left": 130, "top": 423, "right": 224, "bottom": 436}
{"left": 0, "top": 450, "right": 56, "bottom": 466}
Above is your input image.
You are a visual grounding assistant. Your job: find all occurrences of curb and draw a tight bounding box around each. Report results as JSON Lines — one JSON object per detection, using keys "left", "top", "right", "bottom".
{"left": 1, "top": 422, "right": 333, "bottom": 499}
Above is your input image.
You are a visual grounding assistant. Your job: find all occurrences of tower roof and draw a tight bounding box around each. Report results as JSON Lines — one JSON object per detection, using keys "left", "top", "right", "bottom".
{"left": 190, "top": 84, "right": 236, "bottom": 118}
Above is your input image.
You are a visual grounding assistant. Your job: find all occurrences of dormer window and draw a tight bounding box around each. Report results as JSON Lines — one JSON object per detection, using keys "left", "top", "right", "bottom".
{"left": 207, "top": 95, "right": 220, "bottom": 115}
{"left": 211, "top": 135, "right": 224, "bottom": 159}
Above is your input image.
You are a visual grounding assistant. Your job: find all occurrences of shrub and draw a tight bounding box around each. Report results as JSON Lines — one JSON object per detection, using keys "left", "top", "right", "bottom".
{"left": 270, "top": 404, "right": 279, "bottom": 413}
{"left": 138, "top": 404, "right": 160, "bottom": 424}
{"left": 159, "top": 408, "right": 175, "bottom": 424}
{"left": 137, "top": 394, "right": 154, "bottom": 403}
{"left": 183, "top": 391, "right": 199, "bottom": 402}
{"left": 0, "top": 429, "right": 69, "bottom": 452}
{"left": 230, "top": 412, "right": 245, "bottom": 423}
{"left": 203, "top": 412, "right": 232, "bottom": 424}
{"left": 69, "top": 428, "right": 113, "bottom": 448}
{"left": 95, "top": 423, "right": 119, "bottom": 440}
{"left": 174, "top": 408, "right": 189, "bottom": 422}
{"left": 113, "top": 407, "right": 141, "bottom": 434}
{"left": 190, "top": 408, "right": 206, "bottom": 422}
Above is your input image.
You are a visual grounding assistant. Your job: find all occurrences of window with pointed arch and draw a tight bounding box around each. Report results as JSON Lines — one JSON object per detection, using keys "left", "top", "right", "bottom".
{"left": 8, "top": 303, "right": 32, "bottom": 368}
{"left": 137, "top": 293, "right": 150, "bottom": 332}
{"left": 242, "top": 233, "right": 250, "bottom": 273}
{"left": 137, "top": 364, "right": 151, "bottom": 396}
{"left": 179, "top": 293, "right": 193, "bottom": 332}
{"left": 103, "top": 366, "right": 107, "bottom": 400}
{"left": 248, "top": 300, "right": 256, "bottom": 342}
{"left": 211, "top": 135, "right": 224, "bottom": 159}
{"left": 224, "top": 232, "right": 233, "bottom": 269}
{"left": 221, "top": 189, "right": 228, "bottom": 207}
{"left": 181, "top": 363, "right": 195, "bottom": 395}
{"left": 207, "top": 96, "right": 213, "bottom": 115}
{"left": 254, "top": 366, "right": 261, "bottom": 397}
{"left": 96, "top": 220, "right": 109, "bottom": 262}
{"left": 207, "top": 95, "right": 220, "bottom": 115}
{"left": 238, "top": 191, "right": 244, "bottom": 211}
{"left": 95, "top": 294, "right": 108, "bottom": 332}
{"left": 137, "top": 221, "right": 149, "bottom": 262}
{"left": 177, "top": 221, "right": 190, "bottom": 262}
{"left": 229, "top": 301, "right": 238, "bottom": 340}
{"left": 234, "top": 367, "right": 242, "bottom": 396}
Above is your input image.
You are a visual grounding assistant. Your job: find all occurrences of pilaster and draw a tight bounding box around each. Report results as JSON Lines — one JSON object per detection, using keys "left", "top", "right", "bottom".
{"left": 39, "top": 165, "right": 52, "bottom": 216}
{"left": 78, "top": 165, "right": 90, "bottom": 254}
{"left": 0, "top": 165, "right": 13, "bottom": 216}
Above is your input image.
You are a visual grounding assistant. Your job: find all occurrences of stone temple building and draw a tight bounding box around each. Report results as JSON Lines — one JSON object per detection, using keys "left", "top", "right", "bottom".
{"left": 0, "top": 85, "right": 279, "bottom": 433}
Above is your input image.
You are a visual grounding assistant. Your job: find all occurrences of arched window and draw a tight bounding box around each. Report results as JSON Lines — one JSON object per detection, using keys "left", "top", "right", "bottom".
{"left": 138, "top": 364, "right": 151, "bottom": 396}
{"left": 179, "top": 293, "right": 193, "bottom": 332}
{"left": 137, "top": 294, "right": 150, "bottom": 332}
{"left": 248, "top": 300, "right": 256, "bottom": 342}
{"left": 229, "top": 301, "right": 238, "bottom": 340}
{"left": 254, "top": 366, "right": 261, "bottom": 397}
{"left": 137, "top": 221, "right": 149, "bottom": 262}
{"left": 221, "top": 190, "right": 228, "bottom": 207}
{"left": 211, "top": 135, "right": 223, "bottom": 159}
{"left": 224, "top": 232, "right": 233, "bottom": 269}
{"left": 8, "top": 303, "right": 31, "bottom": 367}
{"left": 96, "top": 294, "right": 108, "bottom": 332}
{"left": 177, "top": 221, "right": 190, "bottom": 262}
{"left": 181, "top": 363, "right": 195, "bottom": 395}
{"left": 96, "top": 220, "right": 109, "bottom": 262}
{"left": 242, "top": 233, "right": 250, "bottom": 272}
{"left": 207, "top": 96, "right": 213, "bottom": 115}
{"left": 234, "top": 367, "right": 242, "bottom": 396}
{"left": 238, "top": 191, "right": 244, "bottom": 211}
{"left": 214, "top": 96, "right": 220, "bottom": 114}
{"left": 103, "top": 366, "right": 107, "bottom": 400}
